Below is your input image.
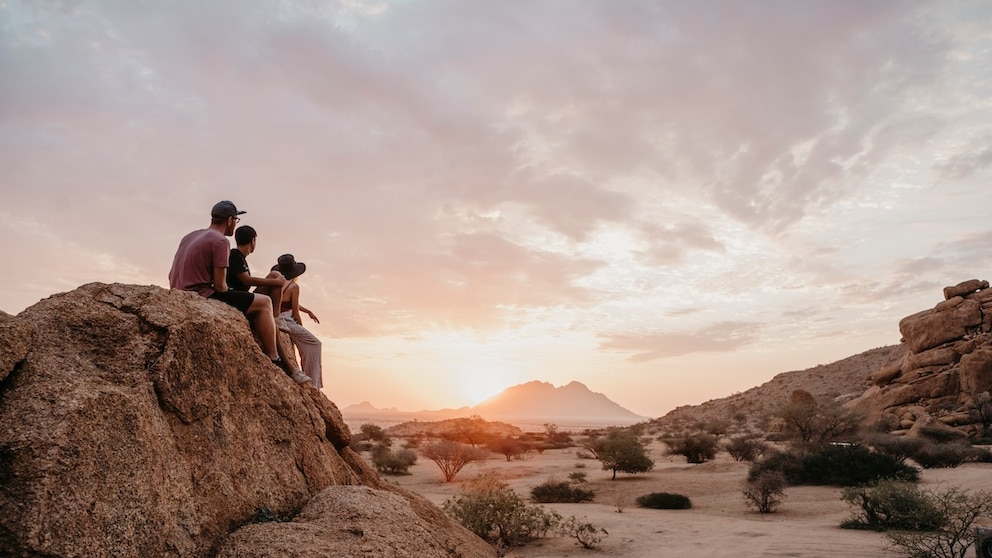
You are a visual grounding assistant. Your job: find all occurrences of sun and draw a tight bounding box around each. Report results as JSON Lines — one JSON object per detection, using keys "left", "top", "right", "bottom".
{"left": 454, "top": 359, "right": 514, "bottom": 406}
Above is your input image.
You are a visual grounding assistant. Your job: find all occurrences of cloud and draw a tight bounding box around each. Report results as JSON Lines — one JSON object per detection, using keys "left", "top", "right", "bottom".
{"left": 599, "top": 321, "right": 761, "bottom": 362}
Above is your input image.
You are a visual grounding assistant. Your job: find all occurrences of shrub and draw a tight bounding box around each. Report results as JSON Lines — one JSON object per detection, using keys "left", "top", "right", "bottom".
{"left": 530, "top": 481, "right": 594, "bottom": 503}
{"left": 742, "top": 471, "right": 787, "bottom": 513}
{"left": 487, "top": 436, "right": 528, "bottom": 462}
{"left": 635, "top": 492, "right": 692, "bottom": 510}
{"left": 567, "top": 471, "right": 587, "bottom": 483}
{"left": 840, "top": 480, "right": 942, "bottom": 531}
{"left": 748, "top": 445, "right": 919, "bottom": 487}
{"left": 724, "top": 434, "right": 769, "bottom": 462}
{"left": 370, "top": 446, "right": 417, "bottom": 475}
{"left": 861, "top": 433, "right": 926, "bottom": 463}
{"left": 799, "top": 444, "right": 918, "bottom": 486}
{"left": 246, "top": 507, "right": 293, "bottom": 525}
{"left": 911, "top": 440, "right": 972, "bottom": 469}
{"left": 883, "top": 487, "right": 992, "bottom": 558}
{"left": 747, "top": 451, "right": 806, "bottom": 485}
{"left": 665, "top": 432, "right": 718, "bottom": 464}
{"left": 557, "top": 516, "right": 608, "bottom": 550}
{"left": 443, "top": 473, "right": 561, "bottom": 556}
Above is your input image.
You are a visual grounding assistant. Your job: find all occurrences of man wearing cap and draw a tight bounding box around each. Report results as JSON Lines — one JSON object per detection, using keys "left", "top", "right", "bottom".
{"left": 168, "top": 200, "right": 309, "bottom": 384}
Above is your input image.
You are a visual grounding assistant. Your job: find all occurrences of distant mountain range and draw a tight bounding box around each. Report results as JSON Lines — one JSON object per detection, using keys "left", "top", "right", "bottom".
{"left": 342, "top": 380, "right": 647, "bottom": 428}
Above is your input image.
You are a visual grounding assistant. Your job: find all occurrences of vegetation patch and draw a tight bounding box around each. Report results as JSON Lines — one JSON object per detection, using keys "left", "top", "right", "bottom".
{"left": 635, "top": 492, "right": 692, "bottom": 510}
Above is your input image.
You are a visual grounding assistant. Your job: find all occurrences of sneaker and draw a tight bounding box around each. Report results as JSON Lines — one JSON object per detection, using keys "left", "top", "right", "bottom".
{"left": 271, "top": 357, "right": 292, "bottom": 374}
{"left": 290, "top": 369, "right": 311, "bottom": 385}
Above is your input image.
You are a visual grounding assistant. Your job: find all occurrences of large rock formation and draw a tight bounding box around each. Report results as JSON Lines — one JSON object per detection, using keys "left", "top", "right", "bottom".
{"left": 849, "top": 279, "right": 992, "bottom": 438}
{"left": 0, "top": 283, "right": 494, "bottom": 558}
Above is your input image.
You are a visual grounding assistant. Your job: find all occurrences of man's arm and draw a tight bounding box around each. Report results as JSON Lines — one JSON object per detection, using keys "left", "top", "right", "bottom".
{"left": 213, "top": 267, "right": 228, "bottom": 293}
{"left": 237, "top": 272, "right": 286, "bottom": 289}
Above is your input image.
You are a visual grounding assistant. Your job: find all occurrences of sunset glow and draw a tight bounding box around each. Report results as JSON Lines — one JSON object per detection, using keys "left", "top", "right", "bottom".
{"left": 3, "top": 1, "right": 992, "bottom": 418}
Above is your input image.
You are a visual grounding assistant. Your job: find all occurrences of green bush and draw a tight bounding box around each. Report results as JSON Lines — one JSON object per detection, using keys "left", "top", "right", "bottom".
{"left": 861, "top": 433, "right": 926, "bottom": 463}
{"left": 801, "top": 444, "right": 918, "bottom": 486}
{"left": 530, "top": 481, "right": 594, "bottom": 503}
{"left": 840, "top": 480, "right": 943, "bottom": 531}
{"left": 444, "top": 473, "right": 561, "bottom": 555}
{"left": 724, "top": 434, "right": 769, "bottom": 462}
{"left": 665, "top": 432, "right": 718, "bottom": 464}
{"left": 742, "top": 471, "right": 787, "bottom": 513}
{"left": 557, "top": 516, "right": 608, "bottom": 549}
{"left": 747, "top": 451, "right": 806, "bottom": 485}
{"left": 845, "top": 484, "right": 992, "bottom": 558}
{"left": 371, "top": 446, "right": 418, "bottom": 475}
{"left": 911, "top": 440, "right": 972, "bottom": 469}
{"left": 635, "top": 492, "right": 692, "bottom": 510}
{"left": 748, "top": 445, "right": 919, "bottom": 487}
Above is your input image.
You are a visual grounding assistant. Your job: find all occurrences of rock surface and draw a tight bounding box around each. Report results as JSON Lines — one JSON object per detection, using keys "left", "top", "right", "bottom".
{"left": 849, "top": 278, "right": 992, "bottom": 438}
{"left": 0, "top": 283, "right": 493, "bottom": 558}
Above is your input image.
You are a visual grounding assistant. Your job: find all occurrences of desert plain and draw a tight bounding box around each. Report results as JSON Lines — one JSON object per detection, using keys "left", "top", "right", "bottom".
{"left": 372, "top": 437, "right": 992, "bottom": 558}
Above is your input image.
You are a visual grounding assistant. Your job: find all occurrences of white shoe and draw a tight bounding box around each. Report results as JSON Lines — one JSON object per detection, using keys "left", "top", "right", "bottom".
{"left": 290, "top": 370, "right": 311, "bottom": 385}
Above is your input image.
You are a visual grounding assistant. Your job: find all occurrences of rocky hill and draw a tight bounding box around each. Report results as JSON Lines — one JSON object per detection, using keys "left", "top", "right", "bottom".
{"left": 650, "top": 344, "right": 905, "bottom": 431}
{"left": 0, "top": 283, "right": 494, "bottom": 558}
{"left": 652, "top": 279, "right": 992, "bottom": 440}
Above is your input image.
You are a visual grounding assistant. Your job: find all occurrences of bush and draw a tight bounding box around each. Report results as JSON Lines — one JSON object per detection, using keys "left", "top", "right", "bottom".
{"left": 635, "top": 492, "right": 692, "bottom": 510}
{"left": 370, "top": 446, "right": 417, "bottom": 475}
{"left": 742, "top": 471, "right": 787, "bottom": 513}
{"left": 840, "top": 480, "right": 943, "bottom": 531}
{"left": 487, "top": 436, "right": 528, "bottom": 462}
{"left": 748, "top": 445, "right": 919, "bottom": 487}
{"left": 443, "top": 473, "right": 561, "bottom": 556}
{"left": 747, "top": 451, "right": 806, "bottom": 485}
{"left": 861, "top": 433, "right": 926, "bottom": 463}
{"left": 911, "top": 440, "right": 972, "bottom": 469}
{"left": 724, "top": 435, "right": 769, "bottom": 462}
{"left": 530, "top": 481, "right": 594, "bottom": 503}
{"left": 665, "top": 432, "right": 718, "bottom": 464}
{"left": 882, "top": 487, "right": 992, "bottom": 558}
{"left": 557, "top": 516, "right": 608, "bottom": 550}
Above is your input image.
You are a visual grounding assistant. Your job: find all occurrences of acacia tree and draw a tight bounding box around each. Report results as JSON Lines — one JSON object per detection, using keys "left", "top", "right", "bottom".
{"left": 421, "top": 439, "right": 489, "bottom": 482}
{"left": 597, "top": 432, "right": 654, "bottom": 480}
{"left": 966, "top": 391, "right": 992, "bottom": 438}
{"left": 777, "top": 389, "right": 861, "bottom": 452}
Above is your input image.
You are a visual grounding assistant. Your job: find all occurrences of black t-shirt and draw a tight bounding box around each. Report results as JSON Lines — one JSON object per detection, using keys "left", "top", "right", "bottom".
{"left": 228, "top": 249, "right": 251, "bottom": 292}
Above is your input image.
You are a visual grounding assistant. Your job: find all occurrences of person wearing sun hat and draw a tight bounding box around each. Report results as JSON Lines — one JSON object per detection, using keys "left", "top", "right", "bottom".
{"left": 168, "top": 201, "right": 308, "bottom": 384}
{"left": 270, "top": 254, "right": 324, "bottom": 389}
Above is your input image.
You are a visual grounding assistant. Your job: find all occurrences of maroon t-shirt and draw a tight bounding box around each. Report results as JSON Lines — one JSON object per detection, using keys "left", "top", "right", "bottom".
{"left": 168, "top": 228, "right": 230, "bottom": 297}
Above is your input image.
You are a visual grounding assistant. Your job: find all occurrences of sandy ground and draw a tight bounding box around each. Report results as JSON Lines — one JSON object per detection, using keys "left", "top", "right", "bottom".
{"left": 379, "top": 440, "right": 992, "bottom": 558}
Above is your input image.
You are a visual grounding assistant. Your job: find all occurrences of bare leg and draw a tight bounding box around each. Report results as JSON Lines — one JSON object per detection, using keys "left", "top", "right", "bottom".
{"left": 264, "top": 271, "right": 284, "bottom": 315}
{"left": 247, "top": 293, "right": 278, "bottom": 359}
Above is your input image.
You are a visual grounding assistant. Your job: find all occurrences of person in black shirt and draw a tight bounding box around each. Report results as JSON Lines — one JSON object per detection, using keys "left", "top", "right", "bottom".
{"left": 228, "top": 226, "right": 310, "bottom": 385}
{"left": 228, "top": 226, "right": 288, "bottom": 313}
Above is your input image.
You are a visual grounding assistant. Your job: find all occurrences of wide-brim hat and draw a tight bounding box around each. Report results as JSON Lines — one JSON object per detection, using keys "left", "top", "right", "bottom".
{"left": 273, "top": 254, "right": 306, "bottom": 280}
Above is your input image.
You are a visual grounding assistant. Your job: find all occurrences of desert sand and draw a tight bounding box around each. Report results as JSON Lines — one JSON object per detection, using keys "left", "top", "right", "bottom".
{"left": 380, "top": 439, "right": 992, "bottom": 558}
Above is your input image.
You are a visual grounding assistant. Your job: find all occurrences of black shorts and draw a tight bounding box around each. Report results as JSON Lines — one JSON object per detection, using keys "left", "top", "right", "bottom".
{"left": 210, "top": 290, "right": 254, "bottom": 313}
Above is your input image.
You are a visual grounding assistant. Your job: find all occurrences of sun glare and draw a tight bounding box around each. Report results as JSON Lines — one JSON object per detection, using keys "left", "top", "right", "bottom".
{"left": 454, "top": 359, "right": 513, "bottom": 406}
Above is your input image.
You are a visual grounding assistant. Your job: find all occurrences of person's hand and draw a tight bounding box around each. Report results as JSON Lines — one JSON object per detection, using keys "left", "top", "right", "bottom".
{"left": 305, "top": 309, "right": 320, "bottom": 324}
{"left": 272, "top": 272, "right": 287, "bottom": 287}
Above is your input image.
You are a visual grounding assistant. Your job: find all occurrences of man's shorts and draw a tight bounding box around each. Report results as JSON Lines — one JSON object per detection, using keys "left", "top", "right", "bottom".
{"left": 210, "top": 290, "right": 254, "bottom": 313}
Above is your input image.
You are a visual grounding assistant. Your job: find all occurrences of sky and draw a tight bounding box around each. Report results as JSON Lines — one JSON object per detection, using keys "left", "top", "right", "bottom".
{"left": 2, "top": 1, "right": 992, "bottom": 419}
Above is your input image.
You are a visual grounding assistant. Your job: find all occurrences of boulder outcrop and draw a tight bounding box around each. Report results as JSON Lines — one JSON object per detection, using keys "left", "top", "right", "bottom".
{"left": 849, "top": 279, "right": 992, "bottom": 438}
{"left": 0, "top": 283, "right": 494, "bottom": 558}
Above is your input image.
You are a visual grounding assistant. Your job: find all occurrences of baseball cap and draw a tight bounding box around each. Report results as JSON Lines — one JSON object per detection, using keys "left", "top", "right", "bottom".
{"left": 211, "top": 200, "right": 246, "bottom": 219}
